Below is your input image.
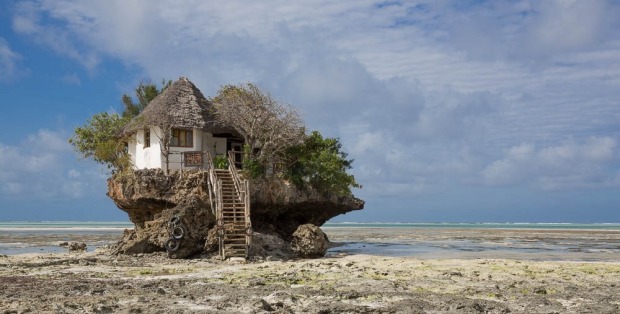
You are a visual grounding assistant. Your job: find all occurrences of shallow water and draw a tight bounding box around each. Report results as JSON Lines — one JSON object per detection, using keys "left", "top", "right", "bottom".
{"left": 1, "top": 222, "right": 619, "bottom": 261}
{"left": 323, "top": 226, "right": 620, "bottom": 261}
{"left": 0, "top": 226, "right": 128, "bottom": 255}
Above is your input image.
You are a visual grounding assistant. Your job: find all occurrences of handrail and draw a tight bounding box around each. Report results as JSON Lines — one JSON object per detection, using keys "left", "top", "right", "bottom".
{"left": 205, "top": 151, "right": 218, "bottom": 215}
{"left": 227, "top": 151, "right": 245, "bottom": 198}
{"left": 216, "top": 179, "right": 224, "bottom": 259}
{"left": 244, "top": 179, "right": 252, "bottom": 250}
{"left": 227, "top": 151, "right": 252, "bottom": 256}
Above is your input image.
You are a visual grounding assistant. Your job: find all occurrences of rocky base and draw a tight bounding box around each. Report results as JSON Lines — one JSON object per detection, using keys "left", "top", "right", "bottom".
{"left": 107, "top": 169, "right": 363, "bottom": 258}
{"left": 112, "top": 196, "right": 214, "bottom": 259}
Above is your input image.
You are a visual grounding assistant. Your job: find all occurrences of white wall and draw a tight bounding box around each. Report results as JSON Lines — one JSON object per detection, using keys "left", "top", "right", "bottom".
{"left": 132, "top": 127, "right": 162, "bottom": 170}
{"left": 130, "top": 127, "right": 232, "bottom": 170}
{"left": 202, "top": 132, "right": 227, "bottom": 157}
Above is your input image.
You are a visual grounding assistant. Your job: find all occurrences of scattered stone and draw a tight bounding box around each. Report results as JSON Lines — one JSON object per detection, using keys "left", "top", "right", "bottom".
{"left": 257, "top": 299, "right": 274, "bottom": 312}
{"left": 535, "top": 288, "right": 548, "bottom": 295}
{"left": 68, "top": 242, "right": 87, "bottom": 252}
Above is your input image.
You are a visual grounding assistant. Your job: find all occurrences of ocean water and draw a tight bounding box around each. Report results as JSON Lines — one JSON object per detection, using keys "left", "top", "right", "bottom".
{"left": 1, "top": 221, "right": 619, "bottom": 261}
{"left": 0, "top": 221, "right": 133, "bottom": 255}
{"left": 324, "top": 222, "right": 620, "bottom": 230}
{"left": 323, "top": 223, "right": 620, "bottom": 261}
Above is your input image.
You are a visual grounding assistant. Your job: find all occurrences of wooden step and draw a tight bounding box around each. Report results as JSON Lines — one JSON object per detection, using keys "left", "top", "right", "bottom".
{"left": 223, "top": 229, "right": 247, "bottom": 233}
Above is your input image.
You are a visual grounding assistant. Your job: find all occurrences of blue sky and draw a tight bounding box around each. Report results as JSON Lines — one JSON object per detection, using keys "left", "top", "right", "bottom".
{"left": 1, "top": 0, "right": 619, "bottom": 223}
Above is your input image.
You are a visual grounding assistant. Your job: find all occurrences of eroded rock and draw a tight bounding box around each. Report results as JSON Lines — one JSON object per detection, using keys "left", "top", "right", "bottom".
{"left": 112, "top": 196, "right": 214, "bottom": 258}
{"left": 291, "top": 224, "right": 329, "bottom": 258}
{"left": 249, "top": 233, "right": 294, "bottom": 260}
{"left": 107, "top": 169, "right": 363, "bottom": 258}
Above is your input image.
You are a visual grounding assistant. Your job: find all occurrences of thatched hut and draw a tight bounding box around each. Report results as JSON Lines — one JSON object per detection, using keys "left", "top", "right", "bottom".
{"left": 125, "top": 77, "right": 242, "bottom": 171}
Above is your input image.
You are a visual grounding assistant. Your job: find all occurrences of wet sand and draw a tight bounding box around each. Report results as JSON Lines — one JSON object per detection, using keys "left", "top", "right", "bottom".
{"left": 1, "top": 227, "right": 620, "bottom": 313}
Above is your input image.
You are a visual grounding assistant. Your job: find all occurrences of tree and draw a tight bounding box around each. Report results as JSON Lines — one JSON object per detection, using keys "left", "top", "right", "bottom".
{"left": 69, "top": 80, "right": 169, "bottom": 172}
{"left": 211, "top": 83, "right": 305, "bottom": 170}
{"left": 69, "top": 112, "right": 130, "bottom": 170}
{"left": 122, "top": 79, "right": 172, "bottom": 119}
{"left": 143, "top": 99, "right": 175, "bottom": 174}
{"left": 284, "top": 131, "right": 361, "bottom": 196}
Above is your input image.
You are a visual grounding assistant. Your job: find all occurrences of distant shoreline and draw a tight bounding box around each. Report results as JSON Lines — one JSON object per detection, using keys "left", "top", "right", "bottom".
{"left": 3, "top": 221, "right": 620, "bottom": 229}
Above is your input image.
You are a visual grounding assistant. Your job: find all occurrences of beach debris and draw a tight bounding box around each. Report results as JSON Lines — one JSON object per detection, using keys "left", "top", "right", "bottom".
{"left": 165, "top": 215, "right": 185, "bottom": 254}
{"left": 291, "top": 224, "right": 329, "bottom": 258}
{"left": 68, "top": 242, "right": 87, "bottom": 252}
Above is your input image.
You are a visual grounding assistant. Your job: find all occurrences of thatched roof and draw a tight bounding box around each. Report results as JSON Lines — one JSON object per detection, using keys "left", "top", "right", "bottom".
{"left": 125, "top": 77, "right": 234, "bottom": 135}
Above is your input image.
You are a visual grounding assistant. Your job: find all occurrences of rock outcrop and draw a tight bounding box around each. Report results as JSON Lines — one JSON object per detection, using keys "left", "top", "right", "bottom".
{"left": 248, "top": 233, "right": 295, "bottom": 261}
{"left": 250, "top": 178, "right": 364, "bottom": 240}
{"left": 107, "top": 169, "right": 363, "bottom": 258}
{"left": 291, "top": 224, "right": 329, "bottom": 258}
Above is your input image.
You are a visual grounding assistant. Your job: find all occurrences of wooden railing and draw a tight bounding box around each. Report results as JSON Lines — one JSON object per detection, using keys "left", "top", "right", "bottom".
{"left": 204, "top": 151, "right": 218, "bottom": 216}
{"left": 227, "top": 151, "right": 244, "bottom": 201}
{"left": 243, "top": 179, "right": 251, "bottom": 247}
{"left": 215, "top": 179, "right": 224, "bottom": 258}
{"left": 227, "top": 151, "right": 252, "bottom": 248}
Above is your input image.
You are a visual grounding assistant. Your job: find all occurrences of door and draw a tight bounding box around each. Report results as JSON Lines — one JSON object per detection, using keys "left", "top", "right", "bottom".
{"left": 231, "top": 142, "right": 243, "bottom": 169}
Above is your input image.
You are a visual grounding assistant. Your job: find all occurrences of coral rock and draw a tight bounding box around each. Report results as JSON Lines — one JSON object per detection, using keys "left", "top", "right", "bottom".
{"left": 291, "top": 224, "right": 329, "bottom": 258}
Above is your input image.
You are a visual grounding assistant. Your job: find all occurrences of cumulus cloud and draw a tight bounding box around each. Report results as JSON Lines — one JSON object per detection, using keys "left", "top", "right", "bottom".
{"left": 8, "top": 0, "right": 620, "bottom": 207}
{"left": 0, "top": 129, "right": 104, "bottom": 200}
{"left": 520, "top": 0, "right": 618, "bottom": 58}
{"left": 12, "top": 1, "right": 101, "bottom": 72}
{"left": 482, "top": 137, "right": 619, "bottom": 190}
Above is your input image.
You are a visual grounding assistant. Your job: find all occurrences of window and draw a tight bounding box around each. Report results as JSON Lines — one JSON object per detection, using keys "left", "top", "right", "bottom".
{"left": 144, "top": 129, "right": 151, "bottom": 148}
{"left": 171, "top": 128, "right": 193, "bottom": 147}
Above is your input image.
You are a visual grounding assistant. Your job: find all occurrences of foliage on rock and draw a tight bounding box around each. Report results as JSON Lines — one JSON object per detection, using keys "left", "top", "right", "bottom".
{"left": 284, "top": 131, "right": 361, "bottom": 196}
{"left": 69, "top": 80, "right": 169, "bottom": 172}
{"left": 122, "top": 80, "right": 172, "bottom": 119}
{"left": 69, "top": 112, "right": 132, "bottom": 170}
{"left": 211, "top": 83, "right": 305, "bottom": 169}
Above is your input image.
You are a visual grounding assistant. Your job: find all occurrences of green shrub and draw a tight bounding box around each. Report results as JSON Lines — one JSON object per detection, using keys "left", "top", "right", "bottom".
{"left": 213, "top": 155, "right": 229, "bottom": 169}
{"left": 284, "top": 131, "right": 361, "bottom": 196}
{"left": 242, "top": 144, "right": 265, "bottom": 178}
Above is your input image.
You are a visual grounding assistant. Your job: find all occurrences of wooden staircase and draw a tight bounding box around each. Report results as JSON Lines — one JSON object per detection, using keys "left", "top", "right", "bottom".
{"left": 214, "top": 169, "right": 249, "bottom": 258}
{"left": 206, "top": 151, "right": 252, "bottom": 260}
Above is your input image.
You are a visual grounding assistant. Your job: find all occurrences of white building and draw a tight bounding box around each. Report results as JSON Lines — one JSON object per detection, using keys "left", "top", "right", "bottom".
{"left": 125, "top": 77, "right": 243, "bottom": 171}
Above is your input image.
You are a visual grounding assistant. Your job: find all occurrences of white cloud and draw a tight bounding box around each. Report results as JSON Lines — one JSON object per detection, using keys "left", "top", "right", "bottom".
{"left": 520, "top": 0, "right": 617, "bottom": 58}
{"left": 482, "top": 137, "right": 620, "bottom": 190}
{"left": 0, "top": 129, "right": 104, "bottom": 200}
{"left": 12, "top": 1, "right": 101, "bottom": 72}
{"left": 8, "top": 0, "right": 620, "bottom": 203}
{"left": 0, "top": 37, "right": 24, "bottom": 81}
